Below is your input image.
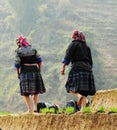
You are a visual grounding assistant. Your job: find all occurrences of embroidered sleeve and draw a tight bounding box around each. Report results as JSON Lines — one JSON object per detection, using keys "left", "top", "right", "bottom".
{"left": 35, "top": 50, "right": 42, "bottom": 63}
{"left": 62, "top": 58, "right": 70, "bottom": 65}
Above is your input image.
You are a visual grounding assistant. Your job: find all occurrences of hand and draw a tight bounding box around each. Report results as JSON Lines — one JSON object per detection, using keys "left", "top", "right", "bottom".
{"left": 61, "top": 69, "right": 65, "bottom": 75}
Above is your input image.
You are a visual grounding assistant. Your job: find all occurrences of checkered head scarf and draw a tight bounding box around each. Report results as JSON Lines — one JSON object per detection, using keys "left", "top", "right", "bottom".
{"left": 72, "top": 30, "right": 86, "bottom": 42}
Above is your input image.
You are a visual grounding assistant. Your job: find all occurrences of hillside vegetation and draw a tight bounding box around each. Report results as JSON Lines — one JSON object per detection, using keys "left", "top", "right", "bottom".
{"left": 0, "top": 0, "right": 117, "bottom": 112}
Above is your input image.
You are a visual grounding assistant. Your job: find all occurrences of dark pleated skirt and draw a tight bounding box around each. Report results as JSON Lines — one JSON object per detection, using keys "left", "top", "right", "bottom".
{"left": 65, "top": 69, "right": 96, "bottom": 96}
{"left": 19, "top": 72, "right": 46, "bottom": 96}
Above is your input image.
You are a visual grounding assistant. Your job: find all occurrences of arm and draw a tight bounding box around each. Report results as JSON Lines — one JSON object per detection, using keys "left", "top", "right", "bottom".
{"left": 61, "top": 63, "right": 66, "bottom": 75}
{"left": 64, "top": 42, "right": 75, "bottom": 63}
{"left": 37, "top": 62, "right": 42, "bottom": 72}
{"left": 16, "top": 68, "right": 20, "bottom": 79}
{"left": 61, "top": 42, "right": 75, "bottom": 75}
{"left": 35, "top": 49, "right": 42, "bottom": 72}
{"left": 14, "top": 51, "right": 21, "bottom": 79}
{"left": 14, "top": 64, "right": 21, "bottom": 79}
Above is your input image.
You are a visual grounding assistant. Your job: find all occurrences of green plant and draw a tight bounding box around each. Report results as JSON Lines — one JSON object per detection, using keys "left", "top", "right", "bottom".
{"left": 109, "top": 108, "right": 117, "bottom": 113}
{"left": 49, "top": 108, "right": 56, "bottom": 113}
{"left": 57, "top": 108, "right": 64, "bottom": 114}
{"left": 0, "top": 111, "right": 12, "bottom": 115}
{"left": 82, "top": 107, "right": 92, "bottom": 113}
{"left": 98, "top": 107, "right": 106, "bottom": 113}
{"left": 65, "top": 107, "right": 75, "bottom": 114}
{"left": 40, "top": 108, "right": 49, "bottom": 113}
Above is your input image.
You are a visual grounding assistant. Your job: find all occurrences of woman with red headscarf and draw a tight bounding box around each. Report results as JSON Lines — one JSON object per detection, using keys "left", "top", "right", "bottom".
{"left": 14, "top": 34, "right": 46, "bottom": 113}
{"left": 61, "top": 30, "right": 96, "bottom": 111}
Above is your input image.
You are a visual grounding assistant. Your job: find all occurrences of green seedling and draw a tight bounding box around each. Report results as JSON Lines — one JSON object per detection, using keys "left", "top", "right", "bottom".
{"left": 40, "top": 108, "right": 49, "bottom": 113}
{"left": 0, "top": 111, "right": 12, "bottom": 115}
{"left": 49, "top": 108, "right": 56, "bottom": 113}
{"left": 98, "top": 106, "right": 106, "bottom": 113}
{"left": 83, "top": 107, "right": 92, "bottom": 113}
{"left": 57, "top": 108, "right": 64, "bottom": 114}
{"left": 109, "top": 108, "right": 117, "bottom": 113}
{"left": 65, "top": 107, "right": 75, "bottom": 114}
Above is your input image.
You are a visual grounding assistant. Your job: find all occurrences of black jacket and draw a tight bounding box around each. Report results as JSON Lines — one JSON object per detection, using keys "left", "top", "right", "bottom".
{"left": 64, "top": 40, "right": 93, "bottom": 71}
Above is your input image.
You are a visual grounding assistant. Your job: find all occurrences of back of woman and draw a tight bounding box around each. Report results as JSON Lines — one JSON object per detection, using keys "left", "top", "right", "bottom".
{"left": 61, "top": 30, "right": 96, "bottom": 112}
{"left": 14, "top": 34, "right": 46, "bottom": 113}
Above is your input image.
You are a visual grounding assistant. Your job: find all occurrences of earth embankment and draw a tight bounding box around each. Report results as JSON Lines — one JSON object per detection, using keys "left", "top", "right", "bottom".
{"left": 0, "top": 89, "right": 117, "bottom": 130}
{"left": 0, "top": 113, "right": 117, "bottom": 130}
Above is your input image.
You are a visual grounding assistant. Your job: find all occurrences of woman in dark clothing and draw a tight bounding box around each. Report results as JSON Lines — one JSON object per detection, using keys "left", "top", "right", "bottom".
{"left": 61, "top": 30, "right": 96, "bottom": 111}
{"left": 14, "top": 34, "right": 46, "bottom": 113}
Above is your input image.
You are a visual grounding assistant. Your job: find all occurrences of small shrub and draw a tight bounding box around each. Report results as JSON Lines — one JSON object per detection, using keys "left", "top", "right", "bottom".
{"left": 83, "top": 107, "right": 92, "bottom": 113}
{"left": 57, "top": 108, "right": 64, "bottom": 114}
{"left": 65, "top": 107, "right": 75, "bottom": 114}
{"left": 40, "top": 108, "right": 49, "bottom": 113}
{"left": 0, "top": 111, "right": 12, "bottom": 115}
{"left": 49, "top": 108, "right": 56, "bottom": 113}
{"left": 98, "top": 107, "right": 106, "bottom": 113}
{"left": 109, "top": 108, "right": 117, "bottom": 113}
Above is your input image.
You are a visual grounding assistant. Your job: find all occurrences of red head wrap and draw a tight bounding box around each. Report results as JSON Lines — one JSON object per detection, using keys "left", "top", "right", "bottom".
{"left": 17, "top": 34, "right": 29, "bottom": 47}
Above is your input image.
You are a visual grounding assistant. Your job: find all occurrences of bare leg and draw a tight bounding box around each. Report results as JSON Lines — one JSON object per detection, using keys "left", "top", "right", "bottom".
{"left": 80, "top": 96, "right": 86, "bottom": 111}
{"left": 70, "top": 91, "right": 82, "bottom": 105}
{"left": 32, "top": 94, "right": 38, "bottom": 112}
{"left": 70, "top": 91, "right": 87, "bottom": 110}
{"left": 70, "top": 91, "right": 82, "bottom": 99}
{"left": 24, "top": 96, "right": 32, "bottom": 113}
